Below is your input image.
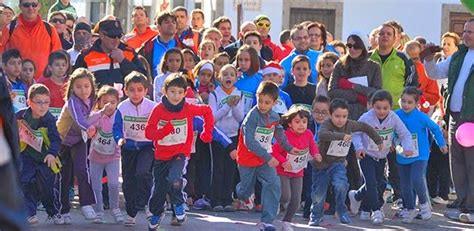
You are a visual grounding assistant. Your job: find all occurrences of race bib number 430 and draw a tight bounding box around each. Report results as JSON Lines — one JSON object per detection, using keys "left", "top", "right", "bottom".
{"left": 157, "top": 119, "right": 188, "bottom": 146}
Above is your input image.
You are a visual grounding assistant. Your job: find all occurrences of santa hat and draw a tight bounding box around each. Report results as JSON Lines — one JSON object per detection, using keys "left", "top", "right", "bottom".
{"left": 262, "top": 62, "right": 282, "bottom": 76}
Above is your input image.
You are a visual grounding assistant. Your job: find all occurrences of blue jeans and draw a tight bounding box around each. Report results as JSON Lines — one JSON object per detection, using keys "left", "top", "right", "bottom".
{"left": 354, "top": 156, "right": 386, "bottom": 212}
{"left": 398, "top": 160, "right": 428, "bottom": 210}
{"left": 310, "top": 162, "right": 349, "bottom": 221}
{"left": 236, "top": 164, "right": 280, "bottom": 224}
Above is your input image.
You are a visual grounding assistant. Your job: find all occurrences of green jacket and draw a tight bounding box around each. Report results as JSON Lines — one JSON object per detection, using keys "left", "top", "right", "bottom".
{"left": 370, "top": 49, "right": 418, "bottom": 109}
{"left": 48, "top": 1, "right": 77, "bottom": 18}
{"left": 446, "top": 44, "right": 474, "bottom": 121}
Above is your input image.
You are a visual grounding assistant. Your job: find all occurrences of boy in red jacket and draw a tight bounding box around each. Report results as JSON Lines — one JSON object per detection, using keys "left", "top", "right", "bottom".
{"left": 145, "top": 73, "right": 213, "bottom": 230}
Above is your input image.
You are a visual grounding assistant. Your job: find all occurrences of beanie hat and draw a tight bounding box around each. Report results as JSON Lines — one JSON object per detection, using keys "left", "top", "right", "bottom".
{"left": 348, "top": 30, "right": 369, "bottom": 51}
{"left": 74, "top": 22, "right": 92, "bottom": 34}
{"left": 262, "top": 61, "right": 282, "bottom": 76}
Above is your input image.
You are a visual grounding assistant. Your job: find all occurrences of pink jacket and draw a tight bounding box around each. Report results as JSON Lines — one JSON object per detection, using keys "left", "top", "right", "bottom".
{"left": 88, "top": 110, "right": 121, "bottom": 164}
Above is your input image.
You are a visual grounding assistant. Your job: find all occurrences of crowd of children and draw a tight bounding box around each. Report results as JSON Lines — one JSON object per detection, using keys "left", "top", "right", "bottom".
{"left": 1, "top": 9, "right": 460, "bottom": 231}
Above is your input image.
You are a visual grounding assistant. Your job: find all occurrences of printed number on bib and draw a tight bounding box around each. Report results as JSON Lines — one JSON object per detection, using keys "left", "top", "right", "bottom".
{"left": 18, "top": 120, "right": 44, "bottom": 152}
{"left": 49, "top": 107, "right": 62, "bottom": 119}
{"left": 368, "top": 128, "right": 393, "bottom": 151}
{"left": 327, "top": 140, "right": 351, "bottom": 157}
{"left": 123, "top": 116, "right": 148, "bottom": 142}
{"left": 396, "top": 134, "right": 419, "bottom": 158}
{"left": 157, "top": 119, "right": 188, "bottom": 146}
{"left": 242, "top": 91, "right": 254, "bottom": 114}
{"left": 91, "top": 129, "right": 116, "bottom": 155}
{"left": 13, "top": 89, "right": 27, "bottom": 109}
{"left": 255, "top": 126, "right": 274, "bottom": 153}
{"left": 286, "top": 149, "right": 309, "bottom": 173}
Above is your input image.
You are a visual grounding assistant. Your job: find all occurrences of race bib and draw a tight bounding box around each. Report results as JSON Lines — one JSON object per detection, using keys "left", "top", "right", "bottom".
{"left": 397, "top": 134, "right": 419, "bottom": 158}
{"left": 18, "top": 120, "right": 44, "bottom": 152}
{"left": 290, "top": 103, "right": 312, "bottom": 112}
{"left": 368, "top": 128, "right": 393, "bottom": 151}
{"left": 123, "top": 116, "right": 148, "bottom": 142}
{"left": 255, "top": 126, "right": 274, "bottom": 153}
{"left": 49, "top": 107, "right": 62, "bottom": 120}
{"left": 91, "top": 129, "right": 116, "bottom": 155}
{"left": 286, "top": 149, "right": 309, "bottom": 173}
{"left": 220, "top": 96, "right": 234, "bottom": 117}
{"left": 242, "top": 91, "right": 254, "bottom": 114}
{"left": 327, "top": 140, "right": 351, "bottom": 157}
{"left": 157, "top": 119, "right": 188, "bottom": 146}
{"left": 12, "top": 89, "right": 27, "bottom": 110}
{"left": 272, "top": 98, "right": 288, "bottom": 114}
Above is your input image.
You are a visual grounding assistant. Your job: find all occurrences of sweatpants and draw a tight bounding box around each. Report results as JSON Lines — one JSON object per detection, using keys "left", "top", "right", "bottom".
{"left": 149, "top": 154, "right": 187, "bottom": 215}
{"left": 121, "top": 145, "right": 154, "bottom": 218}
{"left": 210, "top": 137, "right": 238, "bottom": 207}
{"left": 59, "top": 142, "right": 95, "bottom": 214}
{"left": 20, "top": 154, "right": 62, "bottom": 217}
{"left": 280, "top": 176, "right": 303, "bottom": 222}
{"left": 90, "top": 160, "right": 120, "bottom": 214}
{"left": 194, "top": 139, "right": 212, "bottom": 199}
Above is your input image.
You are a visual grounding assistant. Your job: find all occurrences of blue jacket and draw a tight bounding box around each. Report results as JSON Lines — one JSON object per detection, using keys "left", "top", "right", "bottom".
{"left": 193, "top": 117, "right": 232, "bottom": 149}
{"left": 279, "top": 49, "right": 321, "bottom": 88}
{"left": 395, "top": 108, "right": 446, "bottom": 164}
{"left": 234, "top": 72, "right": 263, "bottom": 115}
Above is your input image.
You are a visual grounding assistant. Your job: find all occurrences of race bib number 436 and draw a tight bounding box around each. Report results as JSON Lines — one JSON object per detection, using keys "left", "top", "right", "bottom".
{"left": 123, "top": 116, "right": 148, "bottom": 142}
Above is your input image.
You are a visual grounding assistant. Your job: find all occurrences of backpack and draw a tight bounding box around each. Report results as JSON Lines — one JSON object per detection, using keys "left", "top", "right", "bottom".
{"left": 8, "top": 19, "right": 53, "bottom": 49}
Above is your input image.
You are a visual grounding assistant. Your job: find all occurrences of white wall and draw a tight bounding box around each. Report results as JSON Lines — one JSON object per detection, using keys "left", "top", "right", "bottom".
{"left": 342, "top": 0, "right": 461, "bottom": 44}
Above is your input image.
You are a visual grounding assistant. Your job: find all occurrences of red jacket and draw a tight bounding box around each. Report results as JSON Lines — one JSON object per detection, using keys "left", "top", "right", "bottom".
{"left": 124, "top": 27, "right": 159, "bottom": 51}
{"left": 145, "top": 101, "right": 213, "bottom": 160}
{"left": 415, "top": 61, "right": 440, "bottom": 107}
{"left": 274, "top": 44, "right": 293, "bottom": 62}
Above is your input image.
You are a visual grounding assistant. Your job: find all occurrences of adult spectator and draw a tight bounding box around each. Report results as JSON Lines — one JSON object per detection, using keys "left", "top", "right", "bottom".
{"left": 385, "top": 20, "right": 404, "bottom": 50}
{"left": 368, "top": 27, "right": 380, "bottom": 50}
{"left": 224, "top": 21, "right": 255, "bottom": 61}
{"left": 277, "top": 29, "right": 293, "bottom": 61}
{"left": 49, "top": 11, "right": 72, "bottom": 50}
{"left": 74, "top": 18, "right": 145, "bottom": 87}
{"left": 67, "top": 22, "right": 91, "bottom": 65}
{"left": 139, "top": 11, "right": 187, "bottom": 78}
{"left": 173, "top": 6, "right": 200, "bottom": 53}
{"left": 424, "top": 18, "right": 474, "bottom": 223}
{"left": 414, "top": 36, "right": 427, "bottom": 51}
{"left": 191, "top": 9, "right": 205, "bottom": 32}
{"left": 440, "top": 32, "right": 461, "bottom": 60}
{"left": 307, "top": 22, "right": 338, "bottom": 54}
{"left": 369, "top": 22, "right": 418, "bottom": 207}
{"left": 65, "top": 12, "right": 75, "bottom": 31}
{"left": 212, "top": 16, "right": 236, "bottom": 48}
{"left": 48, "top": 0, "right": 76, "bottom": 18}
{"left": 0, "top": 4, "right": 14, "bottom": 26}
{"left": 0, "top": 0, "right": 62, "bottom": 79}
{"left": 254, "top": 15, "right": 281, "bottom": 60}
{"left": 280, "top": 25, "right": 321, "bottom": 87}
{"left": 123, "top": 6, "right": 158, "bottom": 51}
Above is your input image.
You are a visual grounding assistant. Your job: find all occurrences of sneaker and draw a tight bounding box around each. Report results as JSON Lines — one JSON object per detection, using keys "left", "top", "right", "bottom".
{"left": 339, "top": 213, "right": 352, "bottom": 224}
{"left": 360, "top": 211, "right": 371, "bottom": 221}
{"left": 348, "top": 190, "right": 361, "bottom": 214}
{"left": 81, "top": 205, "right": 97, "bottom": 220}
{"left": 62, "top": 213, "right": 72, "bottom": 225}
{"left": 391, "top": 198, "right": 403, "bottom": 210}
{"left": 459, "top": 213, "right": 474, "bottom": 224}
{"left": 50, "top": 214, "right": 65, "bottom": 225}
{"left": 281, "top": 221, "right": 294, "bottom": 231}
{"left": 255, "top": 204, "right": 263, "bottom": 212}
{"left": 258, "top": 222, "right": 276, "bottom": 231}
{"left": 112, "top": 209, "right": 124, "bottom": 223}
{"left": 236, "top": 198, "right": 254, "bottom": 211}
{"left": 148, "top": 213, "right": 165, "bottom": 230}
{"left": 419, "top": 202, "right": 432, "bottom": 220}
{"left": 432, "top": 196, "right": 449, "bottom": 205}
{"left": 124, "top": 215, "right": 136, "bottom": 226}
{"left": 144, "top": 205, "right": 152, "bottom": 220}
{"left": 27, "top": 215, "right": 39, "bottom": 225}
{"left": 92, "top": 213, "right": 104, "bottom": 224}
{"left": 193, "top": 198, "right": 211, "bottom": 210}
{"left": 371, "top": 210, "right": 384, "bottom": 224}
{"left": 402, "top": 209, "right": 417, "bottom": 223}
{"left": 174, "top": 204, "right": 186, "bottom": 224}
{"left": 396, "top": 208, "right": 408, "bottom": 218}
{"left": 224, "top": 205, "right": 235, "bottom": 212}
{"left": 308, "top": 218, "right": 323, "bottom": 226}
{"left": 213, "top": 205, "right": 224, "bottom": 212}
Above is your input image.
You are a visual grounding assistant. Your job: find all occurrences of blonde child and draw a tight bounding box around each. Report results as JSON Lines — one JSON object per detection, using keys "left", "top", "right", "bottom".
{"left": 154, "top": 48, "right": 184, "bottom": 102}
{"left": 315, "top": 52, "right": 338, "bottom": 97}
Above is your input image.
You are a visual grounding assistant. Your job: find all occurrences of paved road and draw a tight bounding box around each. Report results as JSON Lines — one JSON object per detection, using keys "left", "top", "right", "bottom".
{"left": 30, "top": 203, "right": 474, "bottom": 231}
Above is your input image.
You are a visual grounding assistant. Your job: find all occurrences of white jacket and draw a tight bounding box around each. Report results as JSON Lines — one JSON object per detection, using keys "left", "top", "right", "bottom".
{"left": 208, "top": 86, "right": 245, "bottom": 137}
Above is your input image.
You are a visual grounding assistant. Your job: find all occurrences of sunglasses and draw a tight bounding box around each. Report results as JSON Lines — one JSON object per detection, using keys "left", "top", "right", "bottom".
{"left": 106, "top": 34, "right": 122, "bottom": 39}
{"left": 256, "top": 22, "right": 270, "bottom": 28}
{"left": 21, "top": 2, "right": 38, "bottom": 8}
{"left": 346, "top": 43, "right": 363, "bottom": 50}
{"left": 51, "top": 18, "right": 65, "bottom": 24}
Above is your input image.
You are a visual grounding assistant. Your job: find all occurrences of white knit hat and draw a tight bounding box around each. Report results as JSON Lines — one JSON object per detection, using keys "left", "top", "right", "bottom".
{"left": 348, "top": 30, "right": 369, "bottom": 51}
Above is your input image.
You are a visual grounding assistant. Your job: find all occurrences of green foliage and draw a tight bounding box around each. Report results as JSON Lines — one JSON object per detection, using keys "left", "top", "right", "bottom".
{"left": 39, "top": 0, "right": 57, "bottom": 19}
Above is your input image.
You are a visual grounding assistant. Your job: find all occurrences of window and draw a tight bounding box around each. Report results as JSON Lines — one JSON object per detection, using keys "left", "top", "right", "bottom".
{"left": 289, "top": 8, "right": 336, "bottom": 34}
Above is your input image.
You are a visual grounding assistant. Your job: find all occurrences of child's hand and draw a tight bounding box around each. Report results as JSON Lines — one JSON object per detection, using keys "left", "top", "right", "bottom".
{"left": 343, "top": 134, "right": 352, "bottom": 142}
{"left": 281, "top": 161, "right": 292, "bottom": 171}
{"left": 200, "top": 132, "right": 212, "bottom": 143}
{"left": 162, "top": 121, "right": 175, "bottom": 135}
{"left": 289, "top": 147, "right": 301, "bottom": 155}
{"left": 118, "top": 138, "right": 126, "bottom": 147}
{"left": 230, "top": 149, "right": 237, "bottom": 160}
{"left": 356, "top": 150, "right": 365, "bottom": 159}
{"left": 314, "top": 154, "right": 322, "bottom": 162}
{"left": 440, "top": 146, "right": 448, "bottom": 154}
{"left": 200, "top": 92, "right": 209, "bottom": 101}
{"left": 87, "top": 126, "right": 97, "bottom": 138}
{"left": 378, "top": 143, "right": 384, "bottom": 151}
{"left": 403, "top": 150, "right": 414, "bottom": 157}
{"left": 267, "top": 157, "right": 279, "bottom": 168}
{"left": 44, "top": 154, "right": 57, "bottom": 168}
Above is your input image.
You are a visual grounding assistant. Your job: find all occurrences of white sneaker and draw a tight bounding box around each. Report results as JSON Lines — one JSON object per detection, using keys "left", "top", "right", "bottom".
{"left": 124, "top": 215, "right": 136, "bottom": 226}
{"left": 62, "top": 213, "right": 72, "bottom": 225}
{"left": 431, "top": 196, "right": 449, "bottom": 205}
{"left": 348, "top": 190, "right": 361, "bottom": 214}
{"left": 281, "top": 221, "right": 294, "bottom": 231}
{"left": 371, "top": 210, "right": 383, "bottom": 224}
{"left": 360, "top": 211, "right": 371, "bottom": 221}
{"left": 112, "top": 209, "right": 124, "bottom": 223}
{"left": 459, "top": 213, "right": 474, "bottom": 223}
{"left": 50, "top": 214, "right": 65, "bottom": 225}
{"left": 402, "top": 209, "right": 417, "bottom": 223}
{"left": 419, "top": 202, "right": 432, "bottom": 220}
{"left": 92, "top": 213, "right": 104, "bottom": 224}
{"left": 27, "top": 215, "right": 39, "bottom": 225}
{"left": 81, "top": 205, "right": 97, "bottom": 220}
